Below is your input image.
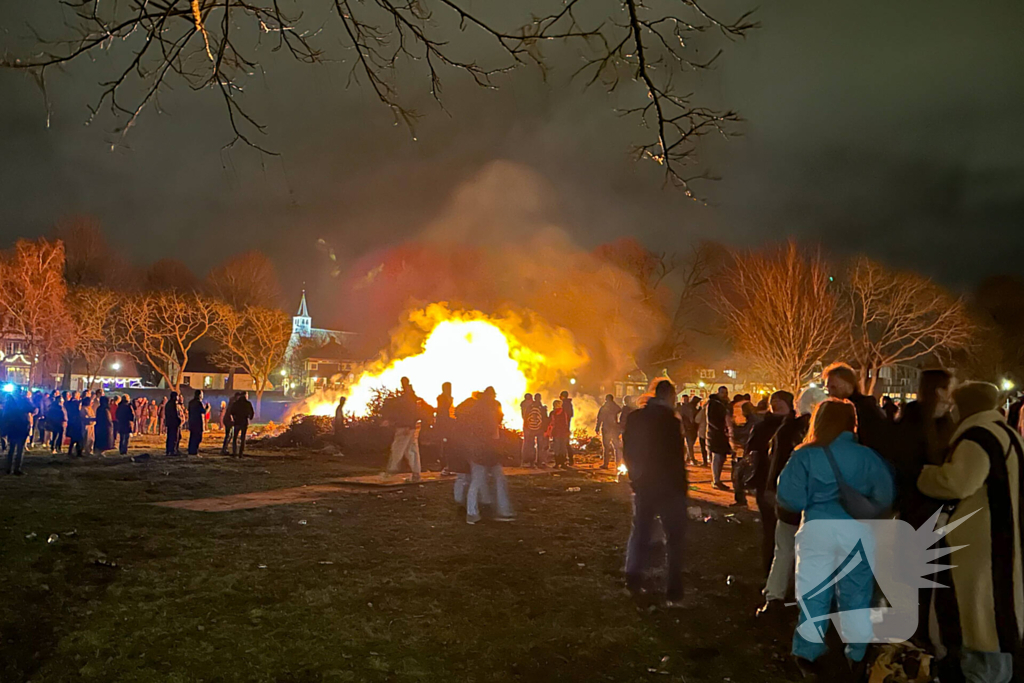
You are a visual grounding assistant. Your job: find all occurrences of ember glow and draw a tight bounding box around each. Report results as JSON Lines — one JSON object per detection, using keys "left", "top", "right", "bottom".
{"left": 301, "top": 304, "right": 589, "bottom": 424}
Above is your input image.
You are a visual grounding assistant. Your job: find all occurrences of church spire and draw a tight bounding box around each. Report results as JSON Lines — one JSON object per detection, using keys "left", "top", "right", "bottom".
{"left": 296, "top": 289, "right": 309, "bottom": 318}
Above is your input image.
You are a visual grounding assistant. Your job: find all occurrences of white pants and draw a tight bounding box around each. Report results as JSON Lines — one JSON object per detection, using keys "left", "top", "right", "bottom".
{"left": 387, "top": 424, "right": 421, "bottom": 478}
{"left": 764, "top": 520, "right": 798, "bottom": 601}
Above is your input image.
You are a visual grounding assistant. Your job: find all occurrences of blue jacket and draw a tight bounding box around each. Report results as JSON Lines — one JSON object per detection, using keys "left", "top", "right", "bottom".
{"left": 777, "top": 432, "right": 895, "bottom": 522}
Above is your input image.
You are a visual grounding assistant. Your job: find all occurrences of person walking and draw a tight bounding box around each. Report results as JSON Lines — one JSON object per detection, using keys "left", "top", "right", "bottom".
{"left": 333, "top": 396, "right": 347, "bottom": 451}
{"left": 622, "top": 380, "right": 689, "bottom": 606}
{"left": 94, "top": 396, "right": 114, "bottom": 454}
{"left": 707, "top": 386, "right": 733, "bottom": 490}
{"left": 221, "top": 393, "right": 238, "bottom": 454}
{"left": 776, "top": 399, "right": 895, "bottom": 678}
{"left": 65, "top": 392, "right": 84, "bottom": 458}
{"left": 187, "top": 390, "right": 205, "bottom": 455}
{"left": 596, "top": 394, "right": 622, "bottom": 469}
{"left": 114, "top": 394, "right": 135, "bottom": 455}
{"left": 547, "top": 399, "right": 571, "bottom": 469}
{"left": 164, "top": 392, "right": 182, "bottom": 456}
{"left": 46, "top": 394, "right": 67, "bottom": 454}
{"left": 4, "top": 390, "right": 34, "bottom": 475}
{"left": 229, "top": 391, "right": 255, "bottom": 456}
{"left": 918, "top": 382, "right": 1024, "bottom": 683}
{"left": 383, "top": 377, "right": 425, "bottom": 481}
{"left": 465, "top": 387, "right": 514, "bottom": 525}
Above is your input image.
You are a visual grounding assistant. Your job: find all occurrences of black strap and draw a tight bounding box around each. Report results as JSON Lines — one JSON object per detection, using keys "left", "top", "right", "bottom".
{"left": 822, "top": 444, "right": 846, "bottom": 487}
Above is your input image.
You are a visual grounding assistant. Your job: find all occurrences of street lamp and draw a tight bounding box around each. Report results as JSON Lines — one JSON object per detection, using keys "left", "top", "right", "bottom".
{"left": 1001, "top": 378, "right": 1015, "bottom": 392}
{"left": 111, "top": 361, "right": 122, "bottom": 371}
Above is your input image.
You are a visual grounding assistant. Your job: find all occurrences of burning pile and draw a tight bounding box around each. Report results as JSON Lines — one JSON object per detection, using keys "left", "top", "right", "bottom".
{"left": 298, "top": 303, "right": 590, "bottom": 424}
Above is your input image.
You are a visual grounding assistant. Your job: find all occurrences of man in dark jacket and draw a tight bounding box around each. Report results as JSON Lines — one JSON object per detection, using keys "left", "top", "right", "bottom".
{"left": 187, "top": 390, "right": 205, "bottom": 455}
{"left": 623, "top": 380, "right": 688, "bottom": 604}
{"left": 824, "top": 363, "right": 890, "bottom": 457}
{"left": 65, "top": 392, "right": 84, "bottom": 458}
{"left": 230, "top": 391, "right": 255, "bottom": 456}
{"left": 706, "top": 386, "right": 732, "bottom": 490}
{"left": 5, "top": 390, "right": 34, "bottom": 475}
{"left": 46, "top": 394, "right": 68, "bottom": 454}
{"left": 221, "top": 393, "right": 238, "bottom": 454}
{"left": 114, "top": 394, "right": 135, "bottom": 455}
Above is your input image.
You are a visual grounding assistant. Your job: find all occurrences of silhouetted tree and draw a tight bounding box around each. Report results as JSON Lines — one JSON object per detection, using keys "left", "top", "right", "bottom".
{"left": 207, "top": 251, "right": 282, "bottom": 309}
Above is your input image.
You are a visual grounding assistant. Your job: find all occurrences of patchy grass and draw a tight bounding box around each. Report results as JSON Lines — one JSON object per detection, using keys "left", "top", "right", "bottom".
{"left": 0, "top": 442, "right": 798, "bottom": 682}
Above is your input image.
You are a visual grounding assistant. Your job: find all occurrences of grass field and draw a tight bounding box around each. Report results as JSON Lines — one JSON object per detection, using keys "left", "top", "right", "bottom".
{"left": 0, "top": 438, "right": 800, "bottom": 682}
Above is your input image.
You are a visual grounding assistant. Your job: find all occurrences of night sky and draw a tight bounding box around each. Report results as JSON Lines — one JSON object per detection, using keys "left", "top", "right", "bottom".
{"left": 1, "top": 0, "right": 1022, "bottom": 321}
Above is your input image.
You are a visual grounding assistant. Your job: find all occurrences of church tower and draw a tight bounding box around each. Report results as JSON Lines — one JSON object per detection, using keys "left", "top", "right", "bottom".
{"left": 292, "top": 290, "right": 312, "bottom": 339}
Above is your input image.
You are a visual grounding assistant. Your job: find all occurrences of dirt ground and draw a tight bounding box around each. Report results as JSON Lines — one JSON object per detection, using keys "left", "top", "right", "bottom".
{"left": 0, "top": 436, "right": 803, "bottom": 682}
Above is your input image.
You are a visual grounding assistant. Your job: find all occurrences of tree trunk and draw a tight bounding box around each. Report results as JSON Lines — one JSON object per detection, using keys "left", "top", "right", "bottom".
{"left": 255, "top": 391, "right": 263, "bottom": 421}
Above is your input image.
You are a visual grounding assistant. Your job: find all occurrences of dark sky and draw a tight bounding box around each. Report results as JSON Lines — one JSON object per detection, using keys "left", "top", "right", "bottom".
{"left": 1, "top": 0, "right": 1022, "bottom": 321}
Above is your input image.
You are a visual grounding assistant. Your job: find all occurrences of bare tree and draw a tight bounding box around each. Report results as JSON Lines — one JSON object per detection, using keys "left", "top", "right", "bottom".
{"left": 144, "top": 259, "right": 200, "bottom": 292}
{"left": 845, "top": 256, "right": 974, "bottom": 393}
{"left": 120, "top": 291, "right": 219, "bottom": 391}
{"left": 212, "top": 305, "right": 291, "bottom": 417}
{"left": 712, "top": 242, "right": 845, "bottom": 391}
{"left": 593, "top": 237, "right": 677, "bottom": 308}
{"left": 2, "top": 1, "right": 755, "bottom": 192}
{"left": 207, "top": 251, "right": 282, "bottom": 309}
{"left": 0, "top": 238, "right": 75, "bottom": 386}
{"left": 52, "top": 215, "right": 135, "bottom": 289}
{"left": 66, "top": 287, "right": 121, "bottom": 388}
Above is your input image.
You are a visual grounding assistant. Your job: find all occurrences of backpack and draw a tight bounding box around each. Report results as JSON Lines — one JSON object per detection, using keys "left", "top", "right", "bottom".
{"left": 525, "top": 405, "right": 543, "bottom": 432}
{"left": 823, "top": 445, "right": 892, "bottom": 520}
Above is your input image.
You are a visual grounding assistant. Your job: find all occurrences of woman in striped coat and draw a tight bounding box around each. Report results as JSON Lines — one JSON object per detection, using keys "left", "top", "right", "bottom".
{"left": 918, "top": 381, "right": 1024, "bottom": 683}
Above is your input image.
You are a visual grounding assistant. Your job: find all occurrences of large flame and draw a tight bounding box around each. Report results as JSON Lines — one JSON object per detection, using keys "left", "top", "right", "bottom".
{"left": 301, "top": 304, "right": 590, "bottom": 425}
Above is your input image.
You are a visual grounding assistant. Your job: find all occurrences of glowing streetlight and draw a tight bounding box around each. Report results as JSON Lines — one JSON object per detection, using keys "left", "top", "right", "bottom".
{"left": 1001, "top": 378, "right": 1015, "bottom": 392}
{"left": 280, "top": 369, "right": 288, "bottom": 377}
{"left": 111, "top": 361, "right": 122, "bottom": 371}
{"left": 569, "top": 378, "right": 576, "bottom": 386}
{"left": 809, "top": 382, "right": 817, "bottom": 389}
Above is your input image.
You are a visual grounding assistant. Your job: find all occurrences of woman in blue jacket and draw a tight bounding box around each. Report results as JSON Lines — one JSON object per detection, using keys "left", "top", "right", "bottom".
{"left": 777, "top": 399, "right": 895, "bottom": 675}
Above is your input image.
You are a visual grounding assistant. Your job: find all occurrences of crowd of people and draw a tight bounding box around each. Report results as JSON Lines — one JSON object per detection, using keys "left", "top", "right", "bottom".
{"left": 620, "top": 363, "right": 1024, "bottom": 683}
{"left": 1, "top": 387, "right": 258, "bottom": 472}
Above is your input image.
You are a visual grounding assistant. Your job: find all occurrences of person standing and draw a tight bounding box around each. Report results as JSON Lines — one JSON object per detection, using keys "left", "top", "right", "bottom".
{"left": 4, "top": 390, "right": 34, "bottom": 475}
{"left": 187, "top": 390, "right": 205, "bottom": 455}
{"left": 560, "top": 390, "right": 575, "bottom": 463}
{"left": 65, "top": 392, "right": 84, "bottom": 458}
{"left": 230, "top": 391, "right": 255, "bottom": 456}
{"left": 157, "top": 396, "right": 167, "bottom": 435}
{"left": 706, "top": 386, "right": 732, "bottom": 490}
{"left": 824, "top": 363, "right": 890, "bottom": 457}
{"left": 94, "top": 396, "right": 114, "bottom": 454}
{"left": 918, "top": 382, "right": 1024, "bottom": 683}
{"left": 80, "top": 396, "right": 96, "bottom": 456}
{"left": 521, "top": 393, "right": 544, "bottom": 468}
{"left": 776, "top": 399, "right": 895, "bottom": 677}
{"left": 533, "top": 393, "right": 549, "bottom": 466}
{"left": 622, "top": 380, "right": 688, "bottom": 606}
{"left": 115, "top": 394, "right": 135, "bottom": 455}
{"left": 465, "top": 387, "right": 514, "bottom": 524}
{"left": 677, "top": 395, "right": 697, "bottom": 465}
{"left": 881, "top": 395, "right": 899, "bottom": 422}
{"left": 694, "top": 397, "right": 708, "bottom": 466}
{"left": 333, "top": 396, "right": 347, "bottom": 450}
{"left": 46, "top": 394, "right": 67, "bottom": 454}
{"left": 596, "top": 394, "right": 622, "bottom": 469}
{"left": 436, "top": 383, "right": 455, "bottom": 472}
{"left": 164, "top": 392, "right": 182, "bottom": 456}
{"left": 383, "top": 377, "right": 425, "bottom": 481}
{"left": 546, "top": 399, "right": 571, "bottom": 469}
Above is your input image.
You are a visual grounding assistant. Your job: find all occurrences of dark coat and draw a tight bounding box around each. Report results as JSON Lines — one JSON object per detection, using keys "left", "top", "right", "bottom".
{"left": 46, "top": 402, "right": 67, "bottom": 428}
{"left": 230, "top": 397, "right": 255, "bottom": 427}
{"left": 94, "top": 398, "right": 114, "bottom": 451}
{"left": 464, "top": 396, "right": 503, "bottom": 467}
{"left": 115, "top": 401, "right": 135, "bottom": 433}
{"left": 3, "top": 396, "right": 34, "bottom": 438}
{"left": 164, "top": 396, "right": 183, "bottom": 428}
{"left": 893, "top": 401, "right": 956, "bottom": 527}
{"left": 65, "top": 399, "right": 82, "bottom": 437}
{"left": 746, "top": 412, "right": 782, "bottom": 494}
{"left": 765, "top": 414, "right": 807, "bottom": 526}
{"left": 622, "top": 400, "right": 688, "bottom": 496}
{"left": 706, "top": 395, "right": 731, "bottom": 455}
{"left": 849, "top": 391, "right": 890, "bottom": 457}
{"left": 187, "top": 398, "right": 206, "bottom": 431}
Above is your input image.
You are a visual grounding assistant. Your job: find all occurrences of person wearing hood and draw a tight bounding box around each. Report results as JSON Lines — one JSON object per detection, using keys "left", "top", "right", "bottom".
{"left": 918, "top": 382, "right": 1024, "bottom": 683}
{"left": 187, "top": 390, "right": 206, "bottom": 455}
{"left": 622, "top": 380, "right": 688, "bottom": 606}
{"left": 164, "top": 392, "right": 183, "bottom": 456}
